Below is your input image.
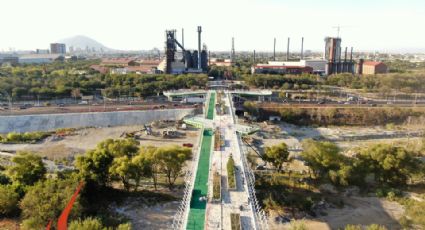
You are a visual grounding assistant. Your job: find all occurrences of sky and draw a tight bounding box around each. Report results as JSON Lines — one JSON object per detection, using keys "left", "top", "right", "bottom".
{"left": 1, "top": 0, "right": 425, "bottom": 52}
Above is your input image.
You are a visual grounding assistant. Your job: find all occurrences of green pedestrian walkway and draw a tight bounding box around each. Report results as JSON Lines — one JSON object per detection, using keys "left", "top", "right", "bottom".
{"left": 206, "top": 92, "right": 216, "bottom": 120}
{"left": 186, "top": 129, "right": 213, "bottom": 230}
{"left": 186, "top": 91, "right": 216, "bottom": 230}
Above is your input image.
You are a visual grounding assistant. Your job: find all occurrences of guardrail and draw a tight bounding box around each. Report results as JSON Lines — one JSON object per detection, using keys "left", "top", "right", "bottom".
{"left": 227, "top": 91, "right": 268, "bottom": 230}
{"left": 236, "top": 133, "right": 269, "bottom": 230}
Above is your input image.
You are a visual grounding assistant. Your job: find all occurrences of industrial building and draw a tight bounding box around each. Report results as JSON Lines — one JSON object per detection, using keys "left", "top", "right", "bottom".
{"left": 162, "top": 26, "right": 208, "bottom": 74}
{"left": 357, "top": 60, "right": 388, "bottom": 75}
{"left": 50, "top": 43, "right": 66, "bottom": 54}
{"left": 324, "top": 37, "right": 355, "bottom": 75}
{"left": 0, "top": 56, "right": 19, "bottom": 66}
{"left": 19, "top": 54, "right": 64, "bottom": 64}
{"left": 251, "top": 63, "right": 313, "bottom": 75}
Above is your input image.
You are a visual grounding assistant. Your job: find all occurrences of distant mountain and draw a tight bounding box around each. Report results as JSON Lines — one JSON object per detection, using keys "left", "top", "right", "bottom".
{"left": 58, "top": 35, "right": 113, "bottom": 52}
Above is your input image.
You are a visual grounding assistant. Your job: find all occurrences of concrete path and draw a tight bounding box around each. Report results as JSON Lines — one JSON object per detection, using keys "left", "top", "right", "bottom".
{"left": 206, "top": 92, "right": 256, "bottom": 230}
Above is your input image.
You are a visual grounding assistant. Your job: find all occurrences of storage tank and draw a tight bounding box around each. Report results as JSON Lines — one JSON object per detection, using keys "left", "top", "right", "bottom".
{"left": 184, "top": 51, "right": 193, "bottom": 69}
{"left": 192, "top": 50, "right": 199, "bottom": 69}
{"left": 201, "top": 50, "right": 208, "bottom": 71}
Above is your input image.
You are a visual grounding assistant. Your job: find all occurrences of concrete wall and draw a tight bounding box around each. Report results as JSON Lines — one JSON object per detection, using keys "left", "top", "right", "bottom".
{"left": 0, "top": 109, "right": 195, "bottom": 133}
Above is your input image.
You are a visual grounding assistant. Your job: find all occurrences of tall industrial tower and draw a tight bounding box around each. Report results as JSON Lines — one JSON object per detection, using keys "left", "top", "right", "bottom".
{"left": 197, "top": 26, "right": 202, "bottom": 70}
{"left": 231, "top": 37, "right": 235, "bottom": 63}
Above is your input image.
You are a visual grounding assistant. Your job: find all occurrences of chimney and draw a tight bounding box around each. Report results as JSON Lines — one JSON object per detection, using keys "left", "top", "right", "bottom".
{"left": 286, "top": 37, "right": 290, "bottom": 61}
{"left": 350, "top": 47, "right": 353, "bottom": 62}
{"left": 197, "top": 26, "right": 202, "bottom": 70}
{"left": 301, "top": 37, "right": 304, "bottom": 60}
{"left": 254, "top": 50, "right": 256, "bottom": 63}
{"left": 273, "top": 38, "right": 276, "bottom": 61}
{"left": 182, "top": 28, "right": 184, "bottom": 48}
{"left": 344, "top": 47, "right": 348, "bottom": 62}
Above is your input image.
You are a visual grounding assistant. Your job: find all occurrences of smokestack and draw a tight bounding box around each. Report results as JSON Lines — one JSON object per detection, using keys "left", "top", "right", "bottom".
{"left": 208, "top": 51, "right": 211, "bottom": 66}
{"left": 231, "top": 37, "right": 235, "bottom": 62}
{"left": 350, "top": 47, "right": 353, "bottom": 62}
{"left": 182, "top": 28, "right": 184, "bottom": 48}
{"left": 273, "top": 38, "right": 276, "bottom": 61}
{"left": 253, "top": 50, "right": 256, "bottom": 63}
{"left": 286, "top": 37, "right": 290, "bottom": 61}
{"left": 197, "top": 26, "right": 202, "bottom": 70}
{"left": 301, "top": 37, "right": 304, "bottom": 60}
{"left": 344, "top": 47, "right": 348, "bottom": 62}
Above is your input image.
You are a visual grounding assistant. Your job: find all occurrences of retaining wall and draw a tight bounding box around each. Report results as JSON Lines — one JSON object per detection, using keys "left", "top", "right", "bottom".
{"left": 0, "top": 108, "right": 195, "bottom": 133}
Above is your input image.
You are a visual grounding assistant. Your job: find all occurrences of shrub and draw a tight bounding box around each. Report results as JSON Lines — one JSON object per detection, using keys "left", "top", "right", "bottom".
{"left": 212, "top": 172, "right": 221, "bottom": 200}
{"left": 227, "top": 156, "right": 236, "bottom": 189}
{"left": 0, "top": 185, "right": 19, "bottom": 216}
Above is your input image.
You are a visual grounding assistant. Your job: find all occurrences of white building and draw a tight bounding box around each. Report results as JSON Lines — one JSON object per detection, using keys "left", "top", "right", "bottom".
{"left": 268, "top": 59, "right": 327, "bottom": 74}
{"left": 19, "top": 54, "right": 63, "bottom": 64}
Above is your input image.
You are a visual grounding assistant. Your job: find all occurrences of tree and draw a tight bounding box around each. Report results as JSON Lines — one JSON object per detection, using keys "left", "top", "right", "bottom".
{"left": 75, "top": 138, "right": 139, "bottom": 187}
{"left": 138, "top": 146, "right": 159, "bottom": 190}
{"left": 76, "top": 149, "right": 114, "bottom": 187}
{"left": 0, "top": 185, "right": 19, "bottom": 216}
{"left": 155, "top": 145, "right": 192, "bottom": 189}
{"left": 69, "top": 217, "right": 103, "bottom": 230}
{"left": 357, "top": 144, "right": 420, "bottom": 186}
{"left": 109, "top": 156, "right": 137, "bottom": 191}
{"left": 264, "top": 142, "right": 290, "bottom": 172}
{"left": 131, "top": 151, "right": 153, "bottom": 191}
{"left": 96, "top": 138, "right": 139, "bottom": 158}
{"left": 20, "top": 178, "right": 81, "bottom": 229}
{"left": 6, "top": 152, "right": 46, "bottom": 186}
{"left": 301, "top": 139, "right": 341, "bottom": 178}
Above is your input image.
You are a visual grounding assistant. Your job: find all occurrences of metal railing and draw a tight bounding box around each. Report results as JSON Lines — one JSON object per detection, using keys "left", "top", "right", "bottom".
{"left": 226, "top": 91, "right": 268, "bottom": 230}
{"left": 236, "top": 133, "right": 269, "bottom": 230}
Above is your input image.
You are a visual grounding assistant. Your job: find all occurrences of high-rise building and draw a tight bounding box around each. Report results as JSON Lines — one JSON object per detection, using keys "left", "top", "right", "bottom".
{"left": 50, "top": 43, "right": 66, "bottom": 54}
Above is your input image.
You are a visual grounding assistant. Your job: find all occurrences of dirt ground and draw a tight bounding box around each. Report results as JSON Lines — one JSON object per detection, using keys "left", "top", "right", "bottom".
{"left": 0, "top": 124, "right": 201, "bottom": 161}
{"left": 116, "top": 198, "right": 181, "bottom": 230}
{"left": 271, "top": 196, "right": 404, "bottom": 230}
{"left": 254, "top": 122, "right": 423, "bottom": 154}
{"left": 0, "top": 219, "right": 19, "bottom": 230}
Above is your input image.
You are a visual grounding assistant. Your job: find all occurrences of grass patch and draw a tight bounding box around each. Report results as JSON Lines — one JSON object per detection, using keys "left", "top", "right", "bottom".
{"left": 212, "top": 172, "right": 221, "bottom": 200}
{"left": 227, "top": 156, "right": 236, "bottom": 190}
{"left": 230, "top": 213, "right": 241, "bottom": 230}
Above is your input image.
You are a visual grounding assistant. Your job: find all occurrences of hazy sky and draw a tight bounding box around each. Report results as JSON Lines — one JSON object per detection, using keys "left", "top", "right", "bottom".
{"left": 1, "top": 0, "right": 424, "bottom": 52}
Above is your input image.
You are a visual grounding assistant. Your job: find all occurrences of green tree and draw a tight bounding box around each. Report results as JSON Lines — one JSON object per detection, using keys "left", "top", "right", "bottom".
{"left": 301, "top": 139, "right": 341, "bottom": 178}
{"left": 131, "top": 151, "right": 153, "bottom": 191}
{"left": 0, "top": 184, "right": 19, "bottom": 216}
{"left": 264, "top": 142, "right": 290, "bottom": 172}
{"left": 155, "top": 145, "right": 192, "bottom": 189}
{"left": 357, "top": 144, "right": 420, "bottom": 186}
{"left": 96, "top": 138, "right": 139, "bottom": 158}
{"left": 109, "top": 156, "right": 137, "bottom": 191}
{"left": 69, "top": 217, "right": 104, "bottom": 230}
{"left": 76, "top": 149, "right": 114, "bottom": 186}
{"left": 20, "top": 178, "right": 81, "bottom": 229}
{"left": 6, "top": 152, "right": 46, "bottom": 185}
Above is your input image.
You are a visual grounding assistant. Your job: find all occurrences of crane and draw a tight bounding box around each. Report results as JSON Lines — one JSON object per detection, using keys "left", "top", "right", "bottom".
{"left": 332, "top": 25, "right": 354, "bottom": 38}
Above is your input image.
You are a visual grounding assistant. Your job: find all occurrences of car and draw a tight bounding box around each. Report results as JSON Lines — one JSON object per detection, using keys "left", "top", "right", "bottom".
{"left": 255, "top": 165, "right": 265, "bottom": 170}
{"left": 371, "top": 103, "right": 377, "bottom": 107}
{"left": 78, "top": 101, "right": 88, "bottom": 105}
{"left": 182, "top": 143, "right": 193, "bottom": 147}
{"left": 317, "top": 101, "right": 325, "bottom": 105}
{"left": 58, "top": 103, "right": 65, "bottom": 107}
